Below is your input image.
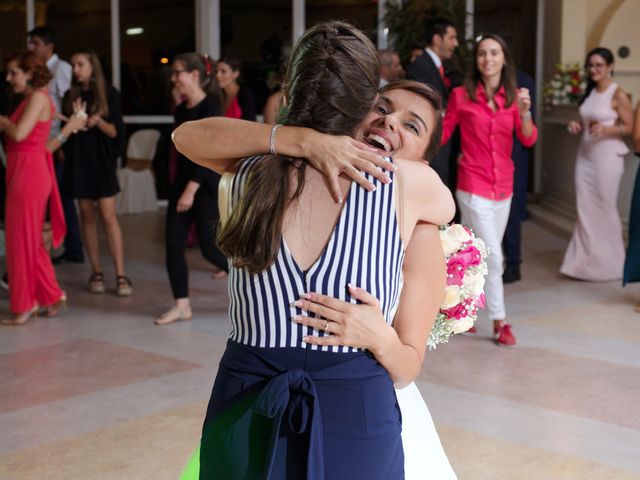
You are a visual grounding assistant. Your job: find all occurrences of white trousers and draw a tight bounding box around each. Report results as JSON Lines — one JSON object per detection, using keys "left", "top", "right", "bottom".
{"left": 456, "top": 190, "right": 512, "bottom": 320}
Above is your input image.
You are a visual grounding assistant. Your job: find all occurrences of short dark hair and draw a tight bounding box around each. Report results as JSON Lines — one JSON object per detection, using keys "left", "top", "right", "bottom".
{"left": 28, "top": 26, "right": 56, "bottom": 45}
{"left": 425, "top": 17, "right": 455, "bottom": 46}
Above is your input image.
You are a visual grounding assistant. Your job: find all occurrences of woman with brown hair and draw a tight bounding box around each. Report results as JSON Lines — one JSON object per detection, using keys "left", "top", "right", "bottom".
{"left": 441, "top": 33, "right": 537, "bottom": 347}
{"left": 0, "top": 52, "right": 82, "bottom": 324}
{"left": 155, "top": 52, "right": 227, "bottom": 325}
{"left": 62, "top": 50, "right": 131, "bottom": 296}
{"left": 174, "top": 21, "right": 453, "bottom": 479}
{"left": 215, "top": 56, "right": 256, "bottom": 121}
{"left": 175, "top": 79, "right": 458, "bottom": 479}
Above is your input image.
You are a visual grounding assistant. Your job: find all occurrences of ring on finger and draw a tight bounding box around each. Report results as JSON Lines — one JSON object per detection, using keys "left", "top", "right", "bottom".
{"left": 324, "top": 320, "right": 331, "bottom": 333}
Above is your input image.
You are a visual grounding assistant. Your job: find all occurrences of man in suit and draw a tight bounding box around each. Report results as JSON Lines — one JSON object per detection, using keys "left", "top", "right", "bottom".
{"left": 407, "top": 17, "right": 459, "bottom": 187}
{"left": 502, "top": 69, "right": 536, "bottom": 283}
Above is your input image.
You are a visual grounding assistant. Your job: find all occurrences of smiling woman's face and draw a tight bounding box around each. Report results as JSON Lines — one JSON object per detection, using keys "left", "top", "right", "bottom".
{"left": 357, "top": 88, "right": 437, "bottom": 161}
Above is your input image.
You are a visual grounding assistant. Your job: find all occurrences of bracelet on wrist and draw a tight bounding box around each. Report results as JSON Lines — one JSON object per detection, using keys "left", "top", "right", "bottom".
{"left": 521, "top": 111, "right": 532, "bottom": 121}
{"left": 269, "top": 124, "right": 282, "bottom": 155}
{"left": 56, "top": 131, "right": 67, "bottom": 144}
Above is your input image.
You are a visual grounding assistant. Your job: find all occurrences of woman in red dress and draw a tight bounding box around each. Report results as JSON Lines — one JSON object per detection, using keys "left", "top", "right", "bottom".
{"left": 0, "top": 52, "right": 70, "bottom": 324}
{"left": 215, "top": 56, "right": 256, "bottom": 121}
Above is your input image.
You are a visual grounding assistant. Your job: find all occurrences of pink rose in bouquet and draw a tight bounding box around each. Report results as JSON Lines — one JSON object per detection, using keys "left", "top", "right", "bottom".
{"left": 428, "top": 224, "right": 489, "bottom": 349}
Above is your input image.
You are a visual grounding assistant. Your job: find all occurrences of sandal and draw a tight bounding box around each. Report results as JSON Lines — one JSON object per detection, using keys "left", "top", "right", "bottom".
{"left": 116, "top": 275, "right": 133, "bottom": 297}
{"left": 1, "top": 305, "right": 39, "bottom": 326}
{"left": 88, "top": 272, "right": 105, "bottom": 294}
{"left": 44, "top": 292, "right": 68, "bottom": 318}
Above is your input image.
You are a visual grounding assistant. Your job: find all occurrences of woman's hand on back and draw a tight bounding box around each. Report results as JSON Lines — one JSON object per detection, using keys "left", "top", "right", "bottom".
{"left": 302, "top": 130, "right": 397, "bottom": 203}
{"left": 293, "top": 285, "right": 395, "bottom": 352}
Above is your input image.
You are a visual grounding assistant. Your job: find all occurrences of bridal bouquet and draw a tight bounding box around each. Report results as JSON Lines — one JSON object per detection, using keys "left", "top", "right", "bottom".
{"left": 428, "top": 224, "right": 489, "bottom": 350}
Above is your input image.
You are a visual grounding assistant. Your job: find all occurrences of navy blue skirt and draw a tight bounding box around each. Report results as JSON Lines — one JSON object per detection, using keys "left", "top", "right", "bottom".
{"left": 199, "top": 339, "right": 404, "bottom": 480}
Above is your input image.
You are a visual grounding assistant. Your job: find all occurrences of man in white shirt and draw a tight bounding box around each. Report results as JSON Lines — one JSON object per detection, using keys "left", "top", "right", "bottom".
{"left": 27, "top": 27, "right": 71, "bottom": 139}
{"left": 28, "top": 26, "right": 84, "bottom": 263}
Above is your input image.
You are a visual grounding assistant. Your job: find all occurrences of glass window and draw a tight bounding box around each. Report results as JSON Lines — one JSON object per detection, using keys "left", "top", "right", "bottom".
{"left": 46, "top": 0, "right": 112, "bottom": 73}
{"left": 0, "top": 4, "right": 26, "bottom": 115}
{"left": 220, "top": 0, "right": 292, "bottom": 116}
{"left": 120, "top": 0, "right": 195, "bottom": 115}
{"left": 306, "top": 0, "right": 377, "bottom": 41}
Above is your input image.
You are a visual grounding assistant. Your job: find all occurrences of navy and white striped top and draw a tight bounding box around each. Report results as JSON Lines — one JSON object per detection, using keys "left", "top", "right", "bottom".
{"left": 226, "top": 156, "right": 405, "bottom": 353}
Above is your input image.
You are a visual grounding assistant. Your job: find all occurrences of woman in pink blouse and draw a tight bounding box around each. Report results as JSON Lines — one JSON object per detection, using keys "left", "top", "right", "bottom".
{"left": 441, "top": 33, "right": 537, "bottom": 346}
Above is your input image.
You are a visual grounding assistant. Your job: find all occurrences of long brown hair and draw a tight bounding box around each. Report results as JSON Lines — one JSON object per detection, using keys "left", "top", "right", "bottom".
{"left": 217, "top": 21, "right": 380, "bottom": 274}
{"left": 63, "top": 49, "right": 109, "bottom": 117}
{"left": 380, "top": 80, "right": 444, "bottom": 162}
{"left": 174, "top": 52, "right": 222, "bottom": 106}
{"left": 464, "top": 33, "right": 517, "bottom": 107}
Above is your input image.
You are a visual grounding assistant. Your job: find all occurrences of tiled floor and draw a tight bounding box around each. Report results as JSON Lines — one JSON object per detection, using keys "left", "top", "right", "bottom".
{"left": 0, "top": 211, "right": 638, "bottom": 479}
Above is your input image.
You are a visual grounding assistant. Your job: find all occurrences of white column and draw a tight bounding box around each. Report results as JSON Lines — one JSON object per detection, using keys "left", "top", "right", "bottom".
{"left": 292, "top": 0, "right": 305, "bottom": 46}
{"left": 465, "top": 0, "right": 474, "bottom": 42}
{"left": 196, "top": 0, "right": 220, "bottom": 58}
{"left": 377, "top": 0, "right": 388, "bottom": 49}
{"left": 111, "top": 0, "right": 120, "bottom": 89}
{"left": 26, "top": 0, "right": 35, "bottom": 31}
{"left": 533, "top": 0, "right": 545, "bottom": 194}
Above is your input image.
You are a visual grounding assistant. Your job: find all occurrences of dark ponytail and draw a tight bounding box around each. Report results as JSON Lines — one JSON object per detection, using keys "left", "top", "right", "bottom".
{"left": 580, "top": 47, "right": 614, "bottom": 106}
{"left": 217, "top": 21, "right": 380, "bottom": 273}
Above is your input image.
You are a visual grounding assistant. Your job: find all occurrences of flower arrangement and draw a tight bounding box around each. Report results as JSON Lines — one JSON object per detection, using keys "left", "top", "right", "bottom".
{"left": 543, "top": 62, "right": 587, "bottom": 108}
{"left": 428, "top": 224, "right": 489, "bottom": 350}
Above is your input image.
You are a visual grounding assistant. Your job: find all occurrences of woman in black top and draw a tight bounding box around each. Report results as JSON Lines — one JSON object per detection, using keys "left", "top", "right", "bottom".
{"left": 155, "top": 53, "right": 227, "bottom": 325}
{"left": 215, "top": 56, "right": 256, "bottom": 121}
{"left": 63, "top": 50, "right": 132, "bottom": 296}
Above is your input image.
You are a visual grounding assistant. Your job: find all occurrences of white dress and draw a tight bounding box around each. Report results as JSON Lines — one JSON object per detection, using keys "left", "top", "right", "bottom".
{"left": 396, "top": 382, "right": 457, "bottom": 479}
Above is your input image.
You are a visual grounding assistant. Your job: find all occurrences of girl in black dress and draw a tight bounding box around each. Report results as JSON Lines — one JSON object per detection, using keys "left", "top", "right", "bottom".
{"left": 155, "top": 53, "right": 227, "bottom": 325}
{"left": 63, "top": 50, "right": 131, "bottom": 296}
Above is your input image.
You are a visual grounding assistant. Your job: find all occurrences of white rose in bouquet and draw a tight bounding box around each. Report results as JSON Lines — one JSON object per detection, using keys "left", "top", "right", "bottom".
{"left": 439, "top": 224, "right": 472, "bottom": 257}
{"left": 463, "top": 271, "right": 485, "bottom": 297}
{"left": 451, "top": 315, "right": 474, "bottom": 334}
{"left": 441, "top": 285, "right": 462, "bottom": 309}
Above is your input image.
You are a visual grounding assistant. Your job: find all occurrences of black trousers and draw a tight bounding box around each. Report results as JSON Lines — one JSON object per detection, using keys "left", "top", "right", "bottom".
{"left": 165, "top": 188, "right": 228, "bottom": 299}
{"left": 55, "top": 156, "right": 84, "bottom": 257}
{"left": 502, "top": 144, "right": 530, "bottom": 267}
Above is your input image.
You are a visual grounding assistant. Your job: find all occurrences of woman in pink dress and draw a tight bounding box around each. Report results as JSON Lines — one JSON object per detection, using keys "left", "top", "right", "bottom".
{"left": 562, "top": 47, "right": 633, "bottom": 281}
{"left": 0, "top": 52, "right": 69, "bottom": 324}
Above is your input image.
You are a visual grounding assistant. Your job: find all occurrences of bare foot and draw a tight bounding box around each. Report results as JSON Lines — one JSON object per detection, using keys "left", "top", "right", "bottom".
{"left": 211, "top": 270, "right": 228, "bottom": 279}
{"left": 155, "top": 305, "right": 193, "bottom": 325}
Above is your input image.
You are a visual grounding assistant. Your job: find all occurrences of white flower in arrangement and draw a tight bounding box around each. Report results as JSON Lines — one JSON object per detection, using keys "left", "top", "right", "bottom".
{"left": 451, "top": 315, "right": 474, "bottom": 334}
{"left": 441, "top": 285, "right": 462, "bottom": 309}
{"left": 439, "top": 223, "right": 472, "bottom": 257}
{"left": 564, "top": 84, "right": 572, "bottom": 93}
{"left": 463, "top": 270, "right": 485, "bottom": 297}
